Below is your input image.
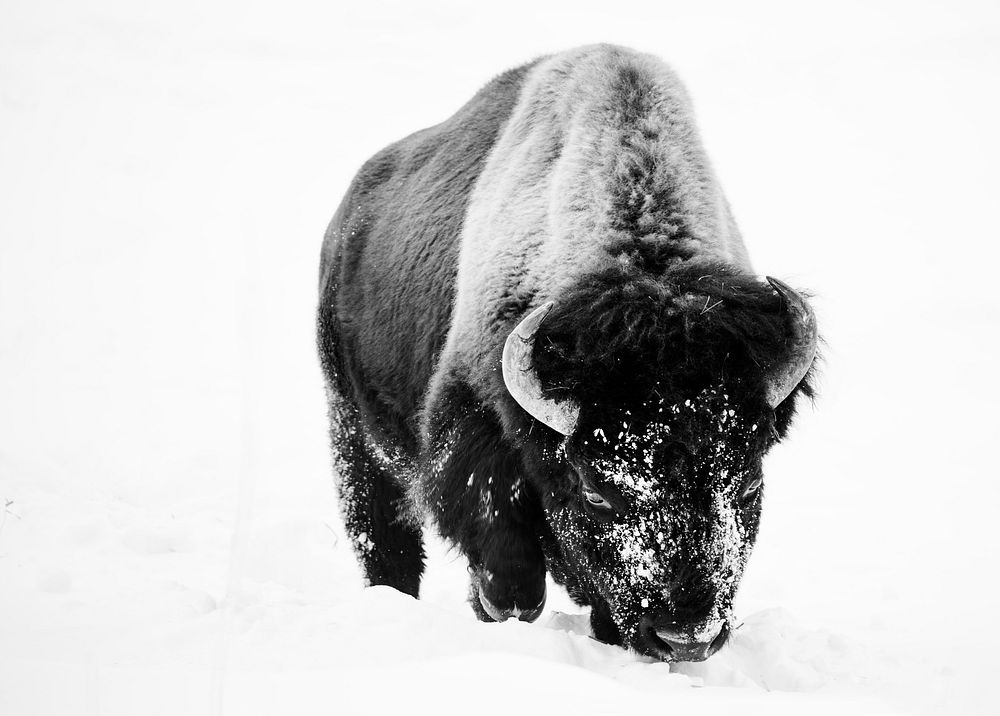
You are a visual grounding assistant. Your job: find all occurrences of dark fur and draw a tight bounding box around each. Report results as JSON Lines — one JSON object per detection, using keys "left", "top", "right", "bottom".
{"left": 318, "top": 61, "right": 541, "bottom": 595}
{"left": 532, "top": 260, "right": 814, "bottom": 429}
{"left": 318, "top": 50, "right": 815, "bottom": 659}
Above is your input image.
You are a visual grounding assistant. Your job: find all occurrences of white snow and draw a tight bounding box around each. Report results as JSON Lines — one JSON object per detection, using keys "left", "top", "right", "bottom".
{"left": 2, "top": 1, "right": 1000, "bottom": 714}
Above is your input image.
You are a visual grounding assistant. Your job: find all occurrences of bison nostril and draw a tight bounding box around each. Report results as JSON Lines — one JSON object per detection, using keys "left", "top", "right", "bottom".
{"left": 654, "top": 627, "right": 683, "bottom": 643}
{"left": 649, "top": 630, "right": 673, "bottom": 656}
{"left": 663, "top": 617, "right": 726, "bottom": 642}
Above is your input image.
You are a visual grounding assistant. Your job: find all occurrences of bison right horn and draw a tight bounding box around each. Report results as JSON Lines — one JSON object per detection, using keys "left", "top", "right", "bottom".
{"left": 502, "top": 302, "right": 581, "bottom": 436}
{"left": 763, "top": 277, "right": 818, "bottom": 408}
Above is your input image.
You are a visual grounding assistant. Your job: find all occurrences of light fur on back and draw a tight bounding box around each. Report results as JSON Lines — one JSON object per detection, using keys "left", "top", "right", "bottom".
{"left": 440, "top": 44, "right": 752, "bottom": 405}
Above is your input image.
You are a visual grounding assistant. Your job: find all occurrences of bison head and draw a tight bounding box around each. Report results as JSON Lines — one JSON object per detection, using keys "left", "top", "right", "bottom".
{"left": 501, "top": 267, "right": 817, "bottom": 661}
{"left": 548, "top": 388, "right": 767, "bottom": 661}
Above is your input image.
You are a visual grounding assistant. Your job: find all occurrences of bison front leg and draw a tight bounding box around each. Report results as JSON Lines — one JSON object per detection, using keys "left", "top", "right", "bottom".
{"left": 418, "top": 384, "right": 547, "bottom": 623}
{"left": 467, "top": 509, "right": 547, "bottom": 623}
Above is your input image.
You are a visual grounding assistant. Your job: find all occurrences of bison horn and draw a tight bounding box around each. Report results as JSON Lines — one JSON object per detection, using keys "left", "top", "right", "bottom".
{"left": 502, "top": 302, "right": 581, "bottom": 435}
{"left": 764, "top": 277, "right": 818, "bottom": 408}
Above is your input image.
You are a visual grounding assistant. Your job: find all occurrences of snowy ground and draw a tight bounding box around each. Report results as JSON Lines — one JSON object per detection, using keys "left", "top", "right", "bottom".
{"left": 2, "top": 1, "right": 999, "bottom": 714}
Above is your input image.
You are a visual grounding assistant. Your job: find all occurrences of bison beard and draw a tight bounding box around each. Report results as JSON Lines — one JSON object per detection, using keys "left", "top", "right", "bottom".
{"left": 317, "top": 45, "right": 818, "bottom": 663}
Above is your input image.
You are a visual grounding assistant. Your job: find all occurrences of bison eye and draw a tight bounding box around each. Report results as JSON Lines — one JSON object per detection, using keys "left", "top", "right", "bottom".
{"left": 742, "top": 476, "right": 763, "bottom": 500}
{"left": 581, "top": 485, "right": 613, "bottom": 512}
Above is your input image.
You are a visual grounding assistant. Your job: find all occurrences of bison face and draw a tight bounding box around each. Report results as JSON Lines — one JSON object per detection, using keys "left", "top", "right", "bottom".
{"left": 545, "top": 385, "right": 768, "bottom": 662}
{"left": 500, "top": 278, "right": 816, "bottom": 660}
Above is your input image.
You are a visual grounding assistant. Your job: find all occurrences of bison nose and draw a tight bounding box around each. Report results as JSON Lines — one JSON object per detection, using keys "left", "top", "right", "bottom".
{"left": 639, "top": 614, "right": 729, "bottom": 662}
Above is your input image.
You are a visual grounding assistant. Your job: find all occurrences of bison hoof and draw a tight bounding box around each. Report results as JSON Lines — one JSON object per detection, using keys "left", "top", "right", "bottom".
{"left": 478, "top": 584, "right": 546, "bottom": 623}
{"left": 470, "top": 566, "right": 547, "bottom": 623}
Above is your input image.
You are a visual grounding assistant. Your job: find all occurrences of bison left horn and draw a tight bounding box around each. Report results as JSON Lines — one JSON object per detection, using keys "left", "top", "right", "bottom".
{"left": 502, "top": 302, "right": 581, "bottom": 436}
{"left": 764, "top": 277, "right": 818, "bottom": 408}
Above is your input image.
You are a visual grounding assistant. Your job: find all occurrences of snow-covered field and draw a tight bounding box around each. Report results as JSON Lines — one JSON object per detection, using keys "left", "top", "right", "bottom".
{"left": 2, "top": 1, "right": 999, "bottom": 714}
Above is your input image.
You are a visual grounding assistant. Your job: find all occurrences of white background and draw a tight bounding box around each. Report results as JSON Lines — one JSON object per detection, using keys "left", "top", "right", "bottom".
{"left": 2, "top": 1, "right": 999, "bottom": 714}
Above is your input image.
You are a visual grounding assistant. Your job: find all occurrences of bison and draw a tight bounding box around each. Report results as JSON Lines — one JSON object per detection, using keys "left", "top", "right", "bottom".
{"left": 317, "top": 44, "right": 817, "bottom": 663}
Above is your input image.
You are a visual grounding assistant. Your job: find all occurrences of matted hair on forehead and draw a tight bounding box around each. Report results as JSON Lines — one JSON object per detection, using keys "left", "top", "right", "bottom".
{"left": 531, "top": 261, "right": 815, "bottom": 412}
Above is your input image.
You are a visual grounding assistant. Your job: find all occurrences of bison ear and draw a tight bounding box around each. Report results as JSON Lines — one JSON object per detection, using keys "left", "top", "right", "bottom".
{"left": 501, "top": 302, "right": 581, "bottom": 436}
{"left": 763, "top": 277, "right": 818, "bottom": 408}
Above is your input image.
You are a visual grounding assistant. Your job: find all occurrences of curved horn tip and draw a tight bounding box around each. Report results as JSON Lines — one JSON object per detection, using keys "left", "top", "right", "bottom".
{"left": 518, "top": 301, "right": 555, "bottom": 333}
{"left": 763, "top": 276, "right": 818, "bottom": 408}
{"left": 766, "top": 276, "right": 816, "bottom": 324}
{"left": 765, "top": 276, "right": 795, "bottom": 297}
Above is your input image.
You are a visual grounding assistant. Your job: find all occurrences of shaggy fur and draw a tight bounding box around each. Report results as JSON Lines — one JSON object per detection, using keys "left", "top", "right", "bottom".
{"left": 532, "top": 261, "right": 813, "bottom": 423}
{"left": 318, "top": 44, "right": 817, "bottom": 660}
{"left": 317, "top": 58, "right": 541, "bottom": 594}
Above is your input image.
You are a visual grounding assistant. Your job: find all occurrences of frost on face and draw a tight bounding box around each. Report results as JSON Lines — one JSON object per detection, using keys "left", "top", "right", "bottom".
{"left": 355, "top": 531, "right": 375, "bottom": 553}
{"left": 548, "top": 385, "right": 760, "bottom": 640}
{"left": 509, "top": 477, "right": 524, "bottom": 504}
{"left": 480, "top": 478, "right": 495, "bottom": 523}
